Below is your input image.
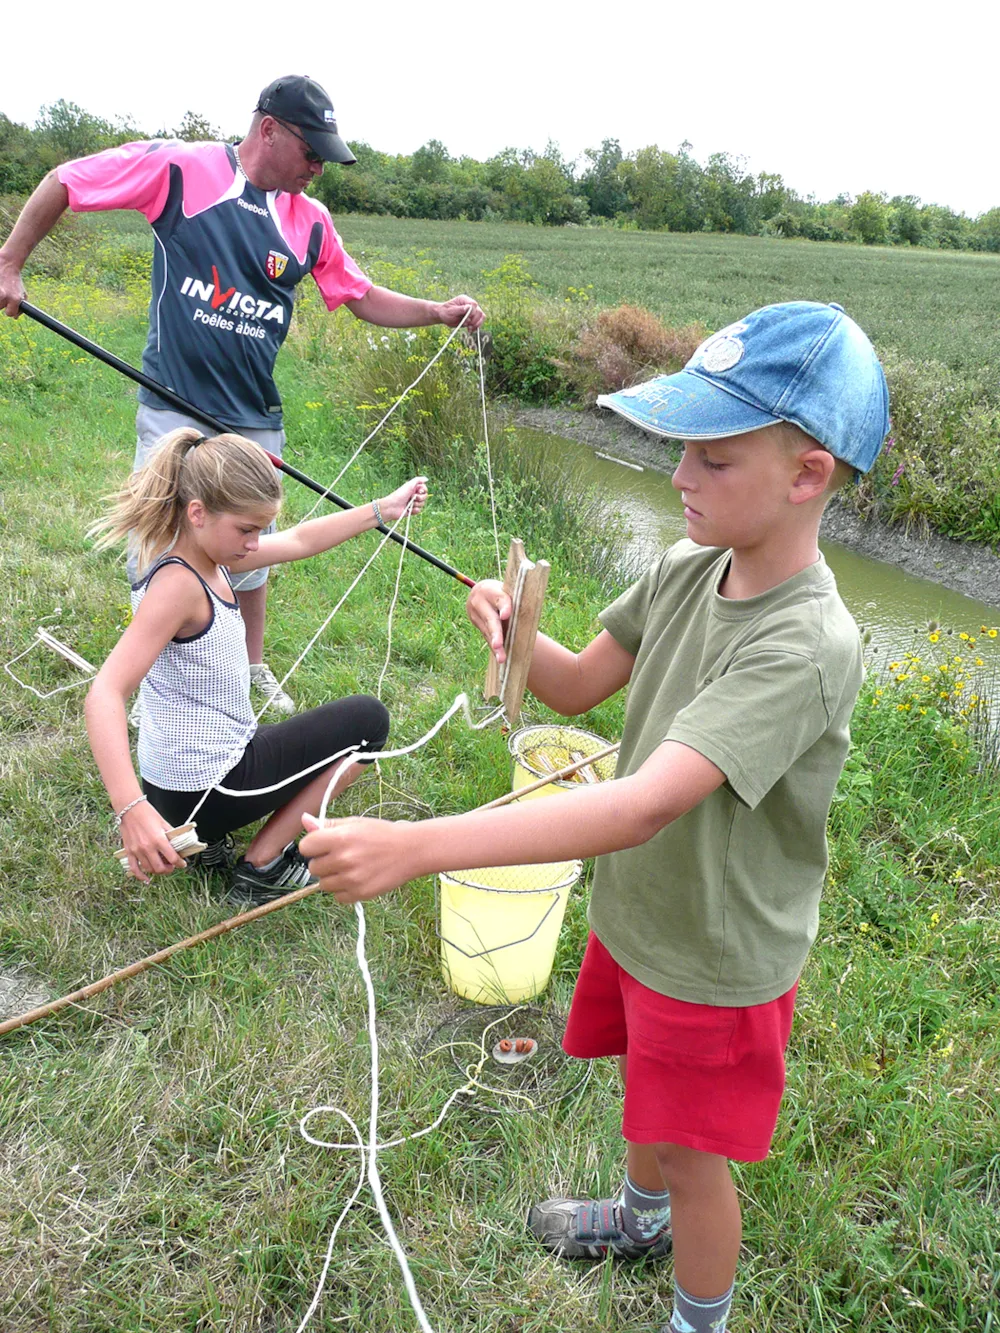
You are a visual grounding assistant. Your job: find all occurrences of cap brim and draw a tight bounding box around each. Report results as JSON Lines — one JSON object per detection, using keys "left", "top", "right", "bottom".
{"left": 597, "top": 370, "right": 780, "bottom": 440}
{"left": 301, "top": 127, "right": 357, "bottom": 165}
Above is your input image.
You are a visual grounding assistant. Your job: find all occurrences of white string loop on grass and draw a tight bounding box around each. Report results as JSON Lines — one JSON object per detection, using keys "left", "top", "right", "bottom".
{"left": 295, "top": 991, "right": 532, "bottom": 1333}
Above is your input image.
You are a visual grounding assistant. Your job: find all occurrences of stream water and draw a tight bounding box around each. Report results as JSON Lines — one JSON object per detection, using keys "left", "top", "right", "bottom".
{"left": 519, "top": 429, "right": 1000, "bottom": 663}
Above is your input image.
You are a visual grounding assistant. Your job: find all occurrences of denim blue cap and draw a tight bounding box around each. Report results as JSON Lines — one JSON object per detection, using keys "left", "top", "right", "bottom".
{"left": 597, "top": 301, "right": 890, "bottom": 473}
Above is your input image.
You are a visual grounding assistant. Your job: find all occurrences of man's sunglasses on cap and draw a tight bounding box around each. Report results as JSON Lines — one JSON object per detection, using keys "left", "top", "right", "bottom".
{"left": 258, "top": 109, "right": 323, "bottom": 165}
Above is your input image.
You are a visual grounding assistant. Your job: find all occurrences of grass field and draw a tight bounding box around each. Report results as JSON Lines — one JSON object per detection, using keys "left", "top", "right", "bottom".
{"left": 1, "top": 250, "right": 998, "bottom": 1332}
{"left": 333, "top": 216, "right": 1000, "bottom": 388}
{"left": 57, "top": 208, "right": 1000, "bottom": 387}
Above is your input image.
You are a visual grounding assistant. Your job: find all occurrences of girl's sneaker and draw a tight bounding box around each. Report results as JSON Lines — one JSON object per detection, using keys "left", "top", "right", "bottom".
{"left": 227, "top": 842, "right": 316, "bottom": 906}
{"left": 527, "top": 1197, "right": 672, "bottom": 1261}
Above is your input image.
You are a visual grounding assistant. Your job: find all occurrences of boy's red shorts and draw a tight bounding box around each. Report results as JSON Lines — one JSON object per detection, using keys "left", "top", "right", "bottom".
{"left": 563, "top": 932, "right": 798, "bottom": 1162}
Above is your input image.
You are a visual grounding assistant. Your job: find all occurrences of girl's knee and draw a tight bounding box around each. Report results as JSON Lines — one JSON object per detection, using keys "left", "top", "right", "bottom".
{"left": 355, "top": 695, "right": 390, "bottom": 749}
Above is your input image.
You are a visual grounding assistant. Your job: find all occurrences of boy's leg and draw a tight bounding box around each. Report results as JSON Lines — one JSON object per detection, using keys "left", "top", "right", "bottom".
{"left": 654, "top": 1141, "right": 738, "bottom": 1332}
{"left": 527, "top": 945, "right": 673, "bottom": 1261}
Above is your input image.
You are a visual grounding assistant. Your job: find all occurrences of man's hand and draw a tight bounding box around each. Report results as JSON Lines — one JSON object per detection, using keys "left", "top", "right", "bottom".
{"left": 435, "top": 294, "right": 484, "bottom": 331}
{"left": 301, "top": 813, "right": 417, "bottom": 903}
{"left": 465, "top": 579, "right": 512, "bottom": 664}
{"left": 0, "top": 258, "right": 25, "bottom": 318}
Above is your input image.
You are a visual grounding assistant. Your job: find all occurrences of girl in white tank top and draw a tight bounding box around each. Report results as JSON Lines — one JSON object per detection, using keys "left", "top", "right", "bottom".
{"left": 85, "top": 427, "right": 426, "bottom": 897}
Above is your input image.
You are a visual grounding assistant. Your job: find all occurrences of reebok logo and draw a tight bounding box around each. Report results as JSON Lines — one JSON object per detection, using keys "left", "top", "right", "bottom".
{"left": 237, "top": 197, "right": 269, "bottom": 217}
{"left": 180, "top": 268, "right": 285, "bottom": 325}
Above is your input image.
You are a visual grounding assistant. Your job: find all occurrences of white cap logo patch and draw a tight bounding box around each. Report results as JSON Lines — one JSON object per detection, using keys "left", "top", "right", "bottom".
{"left": 694, "top": 321, "right": 748, "bottom": 374}
{"left": 324, "top": 109, "right": 336, "bottom": 122}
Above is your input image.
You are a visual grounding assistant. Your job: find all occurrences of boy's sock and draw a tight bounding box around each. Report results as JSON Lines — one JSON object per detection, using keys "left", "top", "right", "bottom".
{"left": 668, "top": 1280, "right": 734, "bottom": 1333}
{"left": 620, "top": 1172, "right": 671, "bottom": 1243}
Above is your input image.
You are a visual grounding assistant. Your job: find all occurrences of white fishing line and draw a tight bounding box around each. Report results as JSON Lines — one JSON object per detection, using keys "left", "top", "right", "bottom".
{"left": 296, "top": 308, "right": 473, "bottom": 526}
{"left": 478, "top": 327, "right": 503, "bottom": 581}
{"left": 183, "top": 501, "right": 419, "bottom": 826}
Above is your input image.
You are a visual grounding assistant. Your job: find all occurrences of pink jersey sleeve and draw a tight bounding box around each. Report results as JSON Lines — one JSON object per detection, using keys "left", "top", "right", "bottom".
{"left": 58, "top": 141, "right": 178, "bottom": 223}
{"left": 310, "top": 207, "right": 371, "bottom": 311}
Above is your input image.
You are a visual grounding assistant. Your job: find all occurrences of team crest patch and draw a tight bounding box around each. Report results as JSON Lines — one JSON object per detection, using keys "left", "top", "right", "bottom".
{"left": 266, "top": 250, "right": 289, "bottom": 280}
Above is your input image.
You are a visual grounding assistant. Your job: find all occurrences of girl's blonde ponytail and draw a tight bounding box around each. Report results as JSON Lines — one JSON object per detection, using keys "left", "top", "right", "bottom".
{"left": 90, "top": 428, "right": 281, "bottom": 575}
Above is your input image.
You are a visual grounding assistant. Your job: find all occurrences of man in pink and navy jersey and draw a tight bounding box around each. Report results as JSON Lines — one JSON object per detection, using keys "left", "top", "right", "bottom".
{"left": 0, "top": 75, "right": 484, "bottom": 715}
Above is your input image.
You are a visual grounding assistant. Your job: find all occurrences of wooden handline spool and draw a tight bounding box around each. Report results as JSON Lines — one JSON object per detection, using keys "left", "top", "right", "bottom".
{"left": 114, "top": 823, "right": 207, "bottom": 867}
{"left": 484, "top": 539, "right": 549, "bottom": 726}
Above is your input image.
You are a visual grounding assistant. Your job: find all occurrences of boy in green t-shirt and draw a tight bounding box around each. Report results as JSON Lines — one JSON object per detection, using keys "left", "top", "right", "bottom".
{"left": 301, "top": 300, "right": 889, "bottom": 1333}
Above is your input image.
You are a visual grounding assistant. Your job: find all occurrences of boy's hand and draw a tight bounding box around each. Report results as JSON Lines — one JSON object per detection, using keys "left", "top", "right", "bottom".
{"left": 378, "top": 476, "right": 428, "bottom": 525}
{"left": 466, "top": 579, "right": 512, "bottom": 663}
{"left": 300, "top": 813, "right": 415, "bottom": 903}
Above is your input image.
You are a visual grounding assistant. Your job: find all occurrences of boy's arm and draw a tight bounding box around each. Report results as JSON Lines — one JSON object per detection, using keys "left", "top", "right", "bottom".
{"left": 301, "top": 739, "right": 725, "bottom": 903}
{"left": 467, "top": 579, "right": 636, "bottom": 714}
{"left": 236, "top": 477, "right": 427, "bottom": 570}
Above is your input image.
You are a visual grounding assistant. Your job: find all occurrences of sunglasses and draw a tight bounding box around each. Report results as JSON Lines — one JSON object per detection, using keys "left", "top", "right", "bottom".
{"left": 271, "top": 116, "right": 323, "bottom": 165}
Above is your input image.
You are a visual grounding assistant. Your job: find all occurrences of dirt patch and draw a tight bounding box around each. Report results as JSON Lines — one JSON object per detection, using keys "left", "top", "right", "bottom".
{"left": 0, "top": 968, "right": 53, "bottom": 1023}
{"left": 515, "top": 406, "right": 1000, "bottom": 612}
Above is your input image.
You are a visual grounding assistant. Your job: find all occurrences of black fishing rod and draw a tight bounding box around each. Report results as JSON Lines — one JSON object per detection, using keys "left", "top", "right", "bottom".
{"left": 19, "top": 301, "right": 476, "bottom": 589}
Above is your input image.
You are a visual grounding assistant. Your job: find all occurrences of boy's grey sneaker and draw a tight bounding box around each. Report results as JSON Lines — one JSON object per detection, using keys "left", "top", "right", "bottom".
{"left": 227, "top": 842, "right": 316, "bottom": 906}
{"left": 187, "top": 835, "right": 238, "bottom": 873}
{"left": 249, "top": 663, "right": 295, "bottom": 715}
{"left": 527, "top": 1197, "right": 672, "bottom": 1261}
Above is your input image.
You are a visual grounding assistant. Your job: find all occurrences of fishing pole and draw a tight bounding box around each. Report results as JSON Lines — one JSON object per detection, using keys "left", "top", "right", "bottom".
{"left": 18, "top": 301, "right": 476, "bottom": 589}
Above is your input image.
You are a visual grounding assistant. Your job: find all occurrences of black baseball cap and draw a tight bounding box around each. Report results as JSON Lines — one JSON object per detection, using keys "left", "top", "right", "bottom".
{"left": 255, "top": 75, "right": 356, "bottom": 165}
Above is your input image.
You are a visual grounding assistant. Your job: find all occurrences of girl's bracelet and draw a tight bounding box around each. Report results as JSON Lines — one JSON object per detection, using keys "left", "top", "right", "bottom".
{"left": 371, "top": 498, "right": 383, "bottom": 526}
{"left": 114, "top": 794, "right": 148, "bottom": 827}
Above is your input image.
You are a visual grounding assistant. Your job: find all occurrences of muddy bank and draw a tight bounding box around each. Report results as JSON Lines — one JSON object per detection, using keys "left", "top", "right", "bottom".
{"left": 515, "top": 406, "right": 1000, "bottom": 613}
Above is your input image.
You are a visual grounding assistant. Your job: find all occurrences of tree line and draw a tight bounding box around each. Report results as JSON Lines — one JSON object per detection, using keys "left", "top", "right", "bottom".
{"left": 4, "top": 100, "right": 1000, "bottom": 252}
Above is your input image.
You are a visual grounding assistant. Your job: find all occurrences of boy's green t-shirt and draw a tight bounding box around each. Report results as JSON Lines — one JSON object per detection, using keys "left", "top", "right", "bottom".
{"left": 591, "top": 539, "right": 863, "bottom": 1007}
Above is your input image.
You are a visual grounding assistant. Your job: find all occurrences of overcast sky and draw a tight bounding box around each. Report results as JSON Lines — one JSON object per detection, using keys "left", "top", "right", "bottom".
{"left": 6, "top": 0, "right": 995, "bottom": 217}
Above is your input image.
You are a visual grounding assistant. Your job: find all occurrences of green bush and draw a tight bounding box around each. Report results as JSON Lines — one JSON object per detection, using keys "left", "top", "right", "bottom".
{"left": 853, "top": 349, "right": 1000, "bottom": 545}
{"left": 480, "top": 254, "right": 572, "bottom": 401}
